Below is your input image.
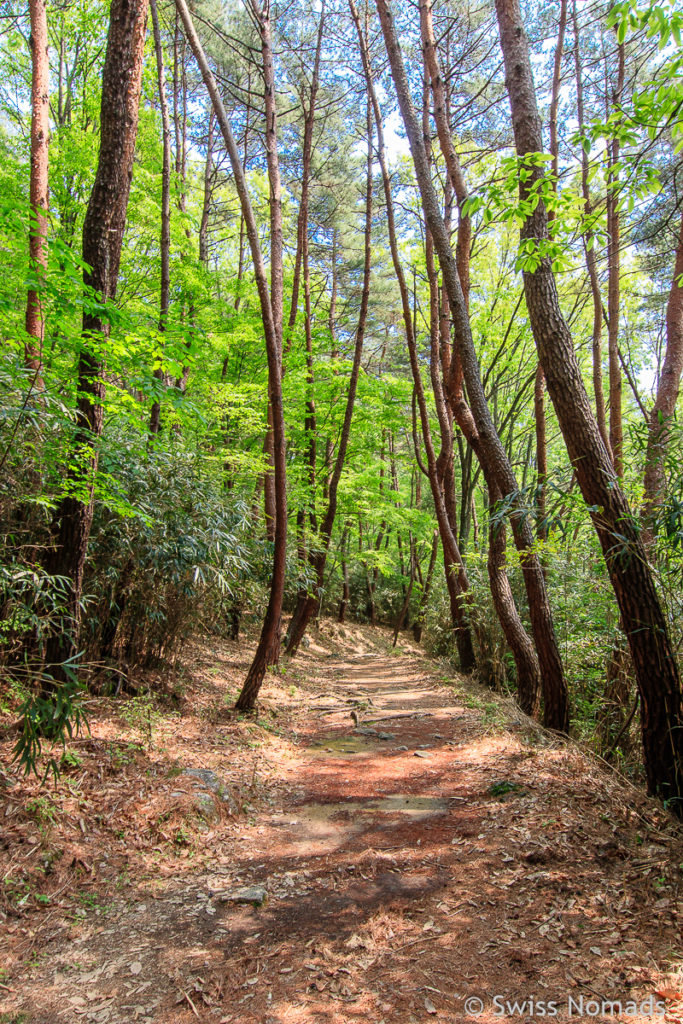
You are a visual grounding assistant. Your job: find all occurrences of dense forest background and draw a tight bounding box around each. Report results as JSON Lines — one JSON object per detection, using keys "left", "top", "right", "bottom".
{"left": 2, "top": 0, "right": 683, "bottom": 811}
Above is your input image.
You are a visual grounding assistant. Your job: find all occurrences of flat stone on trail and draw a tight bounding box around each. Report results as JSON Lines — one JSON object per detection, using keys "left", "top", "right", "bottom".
{"left": 219, "top": 885, "right": 267, "bottom": 907}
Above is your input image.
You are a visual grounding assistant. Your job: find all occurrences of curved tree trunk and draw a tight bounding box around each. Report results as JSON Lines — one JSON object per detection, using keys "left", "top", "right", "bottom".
{"left": 353, "top": 0, "right": 476, "bottom": 671}
{"left": 487, "top": 485, "right": 542, "bottom": 717}
{"left": 495, "top": 0, "right": 683, "bottom": 810}
{"left": 174, "top": 0, "right": 287, "bottom": 711}
{"left": 375, "top": 0, "right": 566, "bottom": 727}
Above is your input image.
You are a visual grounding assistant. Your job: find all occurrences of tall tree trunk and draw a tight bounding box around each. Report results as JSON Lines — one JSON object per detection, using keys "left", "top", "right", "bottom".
{"left": 354, "top": 0, "right": 476, "bottom": 671}
{"left": 284, "top": 91, "right": 373, "bottom": 657}
{"left": 534, "top": 363, "right": 548, "bottom": 541}
{"left": 533, "top": 0, "right": 566, "bottom": 538}
{"left": 174, "top": 0, "right": 286, "bottom": 710}
{"left": 606, "top": 40, "right": 625, "bottom": 476}
{"left": 292, "top": 10, "right": 324, "bottom": 577}
{"left": 44, "top": 0, "right": 149, "bottom": 683}
{"left": 25, "top": 0, "right": 50, "bottom": 390}
{"left": 252, "top": 0, "right": 284, "bottom": 549}
{"left": 495, "top": 0, "right": 683, "bottom": 810}
{"left": 338, "top": 526, "right": 350, "bottom": 623}
{"left": 573, "top": 1, "right": 610, "bottom": 452}
{"left": 419, "top": 0, "right": 470, "bottom": 308}
{"left": 149, "top": 0, "right": 172, "bottom": 436}
{"left": 548, "top": 0, "right": 567, "bottom": 206}
{"left": 376, "top": 0, "right": 566, "bottom": 726}
{"left": 487, "top": 483, "right": 542, "bottom": 717}
{"left": 420, "top": 4, "right": 548, "bottom": 712}
{"left": 198, "top": 106, "right": 215, "bottom": 266}
{"left": 413, "top": 529, "right": 438, "bottom": 643}
{"left": 643, "top": 207, "right": 683, "bottom": 517}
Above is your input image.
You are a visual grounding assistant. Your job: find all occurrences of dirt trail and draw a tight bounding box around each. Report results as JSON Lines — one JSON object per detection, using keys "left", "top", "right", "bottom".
{"left": 2, "top": 624, "right": 683, "bottom": 1024}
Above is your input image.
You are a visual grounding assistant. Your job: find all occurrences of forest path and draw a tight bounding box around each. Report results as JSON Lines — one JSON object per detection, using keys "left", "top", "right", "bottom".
{"left": 3, "top": 623, "right": 683, "bottom": 1024}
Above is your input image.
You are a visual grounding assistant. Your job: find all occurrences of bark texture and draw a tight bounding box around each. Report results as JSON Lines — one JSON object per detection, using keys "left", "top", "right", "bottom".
{"left": 376, "top": 0, "right": 566, "bottom": 726}
{"left": 572, "top": 1, "right": 609, "bottom": 451}
{"left": 25, "top": 0, "right": 50, "bottom": 387}
{"left": 284, "top": 87, "right": 371, "bottom": 657}
{"left": 356, "top": 0, "right": 476, "bottom": 671}
{"left": 149, "top": 0, "right": 172, "bottom": 436}
{"left": 45, "top": 0, "right": 149, "bottom": 681}
{"left": 174, "top": 0, "right": 287, "bottom": 709}
{"left": 643, "top": 208, "right": 683, "bottom": 515}
{"left": 495, "top": 0, "right": 683, "bottom": 810}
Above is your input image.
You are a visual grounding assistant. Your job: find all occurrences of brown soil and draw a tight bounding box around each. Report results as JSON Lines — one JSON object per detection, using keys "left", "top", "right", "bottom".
{"left": 1, "top": 622, "right": 682, "bottom": 1024}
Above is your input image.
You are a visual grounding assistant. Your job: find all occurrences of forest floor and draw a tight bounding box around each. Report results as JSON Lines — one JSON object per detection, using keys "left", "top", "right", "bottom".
{"left": 1, "top": 622, "right": 683, "bottom": 1024}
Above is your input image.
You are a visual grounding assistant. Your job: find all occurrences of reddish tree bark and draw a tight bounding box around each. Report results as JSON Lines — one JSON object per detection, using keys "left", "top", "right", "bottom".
{"left": 149, "top": 0, "right": 172, "bottom": 436}
{"left": 376, "top": 0, "right": 566, "bottom": 726}
{"left": 174, "top": 0, "right": 286, "bottom": 709}
{"left": 495, "top": 0, "right": 683, "bottom": 810}
{"left": 573, "top": 1, "right": 610, "bottom": 452}
{"left": 25, "top": 0, "right": 50, "bottom": 389}
{"left": 45, "top": 0, "right": 150, "bottom": 681}
{"left": 606, "top": 40, "right": 625, "bottom": 476}
{"left": 354, "top": 0, "right": 477, "bottom": 670}
{"left": 284, "top": 91, "right": 373, "bottom": 656}
{"left": 198, "top": 107, "right": 215, "bottom": 267}
{"left": 419, "top": 0, "right": 470, "bottom": 308}
{"left": 252, "top": 0, "right": 284, "bottom": 547}
{"left": 643, "top": 208, "right": 683, "bottom": 515}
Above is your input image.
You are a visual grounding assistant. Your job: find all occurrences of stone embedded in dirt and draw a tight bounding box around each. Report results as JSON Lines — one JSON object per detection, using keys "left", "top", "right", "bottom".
{"left": 179, "top": 768, "right": 238, "bottom": 817}
{"left": 377, "top": 732, "right": 394, "bottom": 741}
{"left": 219, "top": 885, "right": 267, "bottom": 907}
{"left": 181, "top": 768, "right": 227, "bottom": 797}
{"left": 414, "top": 751, "right": 430, "bottom": 758}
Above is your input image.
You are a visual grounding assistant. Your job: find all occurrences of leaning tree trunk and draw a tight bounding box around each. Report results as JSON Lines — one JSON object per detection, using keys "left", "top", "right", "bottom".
{"left": 174, "top": 0, "right": 286, "bottom": 710}
{"left": 256, "top": 0, "right": 284, "bottom": 553}
{"left": 495, "top": 0, "right": 683, "bottom": 811}
{"left": 44, "top": 0, "right": 149, "bottom": 684}
{"left": 375, "top": 0, "right": 566, "bottom": 727}
{"left": 487, "top": 484, "right": 542, "bottom": 717}
{"left": 353, "top": 0, "right": 477, "bottom": 671}
{"left": 25, "top": 0, "right": 49, "bottom": 391}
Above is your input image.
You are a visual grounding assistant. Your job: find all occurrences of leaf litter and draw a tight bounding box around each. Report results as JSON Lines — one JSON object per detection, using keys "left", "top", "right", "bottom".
{"left": 1, "top": 620, "right": 682, "bottom": 1023}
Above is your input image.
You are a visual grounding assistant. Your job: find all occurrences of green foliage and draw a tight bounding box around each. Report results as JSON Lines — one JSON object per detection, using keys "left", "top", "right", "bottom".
{"left": 12, "top": 671, "right": 88, "bottom": 781}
